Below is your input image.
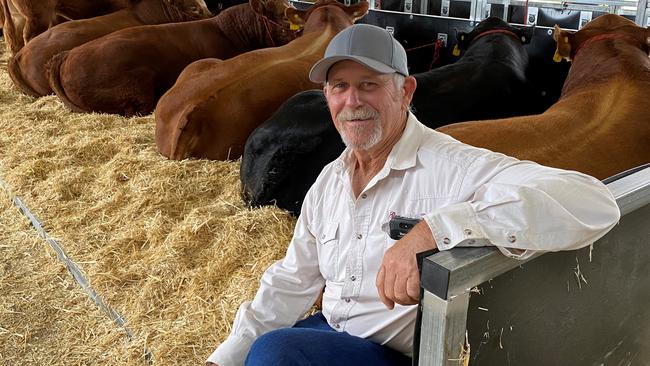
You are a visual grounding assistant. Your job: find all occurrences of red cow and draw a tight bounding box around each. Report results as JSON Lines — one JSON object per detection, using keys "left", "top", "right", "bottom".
{"left": 1, "top": 0, "right": 27, "bottom": 53}
{"left": 46, "top": 0, "right": 297, "bottom": 117}
{"left": 437, "top": 14, "right": 650, "bottom": 181}
{"left": 1, "top": 0, "right": 133, "bottom": 54}
{"left": 7, "top": 0, "right": 211, "bottom": 97}
{"left": 154, "top": 0, "right": 369, "bottom": 160}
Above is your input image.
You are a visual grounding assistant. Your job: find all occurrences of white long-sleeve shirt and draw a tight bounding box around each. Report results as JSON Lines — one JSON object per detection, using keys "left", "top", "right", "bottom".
{"left": 208, "top": 113, "right": 620, "bottom": 365}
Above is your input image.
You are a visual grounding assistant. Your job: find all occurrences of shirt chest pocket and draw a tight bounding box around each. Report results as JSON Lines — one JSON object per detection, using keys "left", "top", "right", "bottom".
{"left": 383, "top": 198, "right": 442, "bottom": 250}
{"left": 402, "top": 197, "right": 441, "bottom": 218}
{"left": 315, "top": 222, "right": 340, "bottom": 281}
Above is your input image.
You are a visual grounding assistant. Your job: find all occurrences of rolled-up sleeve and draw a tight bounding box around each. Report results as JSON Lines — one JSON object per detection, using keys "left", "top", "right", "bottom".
{"left": 207, "top": 192, "right": 325, "bottom": 365}
{"left": 424, "top": 151, "right": 621, "bottom": 260}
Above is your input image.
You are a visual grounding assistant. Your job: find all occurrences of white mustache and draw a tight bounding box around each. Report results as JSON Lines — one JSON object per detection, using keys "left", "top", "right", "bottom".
{"left": 336, "top": 107, "right": 380, "bottom": 123}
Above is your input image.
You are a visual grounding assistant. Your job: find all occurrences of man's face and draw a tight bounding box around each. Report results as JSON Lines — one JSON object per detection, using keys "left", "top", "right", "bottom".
{"left": 323, "top": 60, "right": 415, "bottom": 152}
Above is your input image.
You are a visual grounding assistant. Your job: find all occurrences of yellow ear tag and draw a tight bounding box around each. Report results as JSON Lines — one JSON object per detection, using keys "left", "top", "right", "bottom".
{"left": 553, "top": 49, "right": 562, "bottom": 62}
{"left": 290, "top": 22, "right": 300, "bottom": 30}
{"left": 452, "top": 44, "right": 461, "bottom": 56}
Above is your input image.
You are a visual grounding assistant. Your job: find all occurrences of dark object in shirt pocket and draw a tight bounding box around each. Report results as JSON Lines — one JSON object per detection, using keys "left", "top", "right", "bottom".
{"left": 388, "top": 216, "right": 421, "bottom": 240}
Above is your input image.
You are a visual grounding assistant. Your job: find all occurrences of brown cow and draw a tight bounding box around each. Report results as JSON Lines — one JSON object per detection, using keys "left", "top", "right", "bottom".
{"left": 1, "top": 0, "right": 133, "bottom": 54}
{"left": 437, "top": 14, "right": 650, "bottom": 181}
{"left": 46, "top": 0, "right": 297, "bottom": 117}
{"left": 7, "top": 0, "right": 211, "bottom": 97}
{"left": 1, "top": 0, "right": 26, "bottom": 53}
{"left": 154, "top": 0, "right": 369, "bottom": 160}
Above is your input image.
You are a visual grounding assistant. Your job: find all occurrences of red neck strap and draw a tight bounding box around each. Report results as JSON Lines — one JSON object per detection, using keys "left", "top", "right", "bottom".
{"left": 572, "top": 33, "right": 642, "bottom": 59}
{"left": 470, "top": 29, "right": 520, "bottom": 46}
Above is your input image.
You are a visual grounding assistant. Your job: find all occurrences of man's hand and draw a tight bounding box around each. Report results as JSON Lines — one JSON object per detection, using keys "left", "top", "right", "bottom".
{"left": 376, "top": 221, "right": 437, "bottom": 309}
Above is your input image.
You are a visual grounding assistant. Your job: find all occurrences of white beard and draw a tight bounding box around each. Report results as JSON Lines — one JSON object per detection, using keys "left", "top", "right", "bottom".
{"left": 337, "top": 106, "right": 382, "bottom": 151}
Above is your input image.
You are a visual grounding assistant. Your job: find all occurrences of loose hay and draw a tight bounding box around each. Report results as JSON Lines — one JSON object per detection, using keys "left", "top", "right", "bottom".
{"left": 0, "top": 192, "right": 147, "bottom": 364}
{"left": 0, "top": 42, "right": 297, "bottom": 364}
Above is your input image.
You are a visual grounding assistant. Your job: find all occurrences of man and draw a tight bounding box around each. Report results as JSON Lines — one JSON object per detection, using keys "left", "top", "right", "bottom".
{"left": 207, "top": 24, "right": 620, "bottom": 366}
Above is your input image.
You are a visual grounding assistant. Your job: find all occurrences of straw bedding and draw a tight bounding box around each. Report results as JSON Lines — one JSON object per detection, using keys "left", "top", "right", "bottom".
{"left": 0, "top": 43, "right": 297, "bottom": 364}
{"left": 0, "top": 191, "right": 157, "bottom": 364}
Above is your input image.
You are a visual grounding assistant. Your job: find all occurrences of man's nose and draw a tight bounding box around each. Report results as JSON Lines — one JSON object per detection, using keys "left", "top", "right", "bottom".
{"left": 344, "top": 87, "right": 363, "bottom": 108}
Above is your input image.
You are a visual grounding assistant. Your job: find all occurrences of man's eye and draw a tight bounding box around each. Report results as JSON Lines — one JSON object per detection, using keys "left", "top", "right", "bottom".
{"left": 361, "top": 82, "right": 377, "bottom": 89}
{"left": 330, "top": 82, "right": 347, "bottom": 91}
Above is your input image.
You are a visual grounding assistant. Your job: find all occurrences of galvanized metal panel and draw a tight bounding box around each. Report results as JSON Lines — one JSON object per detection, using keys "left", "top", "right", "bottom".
{"left": 418, "top": 291, "right": 470, "bottom": 365}
{"left": 419, "top": 168, "right": 650, "bottom": 365}
{"left": 465, "top": 203, "right": 650, "bottom": 365}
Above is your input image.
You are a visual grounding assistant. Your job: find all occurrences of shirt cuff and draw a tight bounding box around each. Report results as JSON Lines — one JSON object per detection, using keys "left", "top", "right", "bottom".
{"left": 423, "top": 202, "right": 488, "bottom": 251}
{"left": 206, "top": 334, "right": 254, "bottom": 366}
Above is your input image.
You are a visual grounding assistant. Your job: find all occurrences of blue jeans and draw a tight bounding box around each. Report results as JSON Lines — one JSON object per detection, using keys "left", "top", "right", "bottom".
{"left": 245, "top": 312, "right": 412, "bottom": 366}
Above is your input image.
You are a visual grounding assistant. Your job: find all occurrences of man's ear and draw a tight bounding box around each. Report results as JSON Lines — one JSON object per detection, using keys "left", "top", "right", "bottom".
{"left": 285, "top": 8, "right": 306, "bottom": 30}
{"left": 402, "top": 76, "right": 417, "bottom": 108}
{"left": 552, "top": 25, "right": 574, "bottom": 62}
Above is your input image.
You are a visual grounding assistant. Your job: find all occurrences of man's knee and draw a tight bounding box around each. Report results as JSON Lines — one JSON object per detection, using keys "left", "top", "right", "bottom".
{"left": 245, "top": 328, "right": 306, "bottom": 366}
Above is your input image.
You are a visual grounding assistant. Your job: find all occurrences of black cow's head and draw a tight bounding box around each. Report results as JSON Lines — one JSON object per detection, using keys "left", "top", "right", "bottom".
{"left": 240, "top": 90, "right": 345, "bottom": 215}
{"left": 456, "top": 16, "right": 534, "bottom": 51}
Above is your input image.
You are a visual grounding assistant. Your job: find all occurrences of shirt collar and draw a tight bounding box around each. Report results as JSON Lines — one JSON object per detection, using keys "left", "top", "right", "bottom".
{"left": 335, "top": 112, "right": 424, "bottom": 175}
{"left": 387, "top": 112, "right": 424, "bottom": 171}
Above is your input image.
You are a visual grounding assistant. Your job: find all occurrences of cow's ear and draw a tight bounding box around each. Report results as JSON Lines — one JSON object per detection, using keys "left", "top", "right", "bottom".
{"left": 456, "top": 31, "right": 471, "bottom": 50}
{"left": 251, "top": 0, "right": 294, "bottom": 24}
{"left": 285, "top": 8, "right": 306, "bottom": 30}
{"left": 553, "top": 25, "right": 573, "bottom": 62}
{"left": 516, "top": 25, "right": 535, "bottom": 44}
{"left": 346, "top": 0, "right": 369, "bottom": 21}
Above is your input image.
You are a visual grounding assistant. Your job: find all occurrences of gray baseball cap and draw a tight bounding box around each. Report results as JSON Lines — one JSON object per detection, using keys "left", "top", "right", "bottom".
{"left": 309, "top": 24, "right": 408, "bottom": 83}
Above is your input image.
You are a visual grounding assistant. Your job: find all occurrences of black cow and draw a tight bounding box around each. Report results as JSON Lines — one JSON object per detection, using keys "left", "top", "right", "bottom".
{"left": 240, "top": 90, "right": 344, "bottom": 215}
{"left": 411, "top": 17, "right": 538, "bottom": 124}
{"left": 241, "top": 17, "right": 541, "bottom": 214}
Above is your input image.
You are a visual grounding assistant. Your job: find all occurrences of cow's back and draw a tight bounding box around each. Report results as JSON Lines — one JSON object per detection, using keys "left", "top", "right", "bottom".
{"left": 440, "top": 16, "right": 650, "bottom": 181}
{"left": 155, "top": 29, "right": 332, "bottom": 160}
{"left": 438, "top": 77, "right": 650, "bottom": 181}
{"left": 411, "top": 24, "right": 538, "bottom": 127}
{"left": 9, "top": 0, "right": 210, "bottom": 97}
{"left": 8, "top": 9, "right": 144, "bottom": 96}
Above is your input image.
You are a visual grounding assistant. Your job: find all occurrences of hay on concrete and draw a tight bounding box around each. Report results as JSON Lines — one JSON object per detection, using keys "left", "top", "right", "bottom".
{"left": 0, "top": 41, "right": 297, "bottom": 364}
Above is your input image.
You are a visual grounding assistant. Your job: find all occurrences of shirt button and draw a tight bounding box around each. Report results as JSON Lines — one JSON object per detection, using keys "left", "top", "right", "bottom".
{"left": 350, "top": 276, "right": 356, "bottom": 281}
{"left": 356, "top": 234, "right": 363, "bottom": 240}
{"left": 443, "top": 237, "right": 451, "bottom": 245}
{"left": 345, "top": 299, "right": 351, "bottom": 303}
{"left": 507, "top": 235, "right": 517, "bottom": 243}
{"left": 361, "top": 193, "right": 367, "bottom": 199}
{"left": 334, "top": 323, "right": 340, "bottom": 329}
{"left": 464, "top": 229, "right": 472, "bottom": 236}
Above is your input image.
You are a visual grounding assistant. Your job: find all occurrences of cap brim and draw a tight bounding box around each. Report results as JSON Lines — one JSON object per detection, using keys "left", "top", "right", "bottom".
{"left": 309, "top": 55, "right": 399, "bottom": 83}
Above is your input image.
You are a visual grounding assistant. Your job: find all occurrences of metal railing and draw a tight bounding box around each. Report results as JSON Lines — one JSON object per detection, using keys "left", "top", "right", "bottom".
{"left": 417, "top": 166, "right": 650, "bottom": 365}
{"left": 388, "top": 0, "right": 648, "bottom": 27}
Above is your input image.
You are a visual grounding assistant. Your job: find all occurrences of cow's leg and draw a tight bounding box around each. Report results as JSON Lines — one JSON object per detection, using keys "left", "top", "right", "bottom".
{"left": 22, "top": 17, "right": 49, "bottom": 43}
{"left": 1, "top": 0, "right": 25, "bottom": 53}
{"left": 12, "top": 1, "right": 56, "bottom": 43}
